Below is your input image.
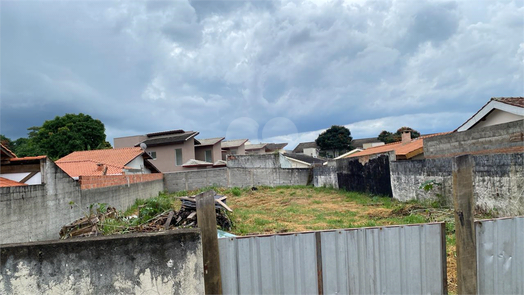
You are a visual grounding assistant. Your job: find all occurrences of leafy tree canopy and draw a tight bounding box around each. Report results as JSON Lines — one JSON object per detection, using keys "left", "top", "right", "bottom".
{"left": 315, "top": 125, "right": 353, "bottom": 153}
{"left": 33, "top": 113, "right": 110, "bottom": 159}
{"left": 377, "top": 127, "right": 421, "bottom": 144}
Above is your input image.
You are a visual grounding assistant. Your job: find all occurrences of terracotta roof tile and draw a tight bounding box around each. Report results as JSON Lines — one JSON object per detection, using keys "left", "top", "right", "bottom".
{"left": 0, "top": 177, "right": 28, "bottom": 187}
{"left": 10, "top": 156, "right": 47, "bottom": 161}
{"left": 1, "top": 143, "right": 17, "bottom": 158}
{"left": 347, "top": 132, "right": 451, "bottom": 159}
{"left": 56, "top": 147, "right": 145, "bottom": 178}
{"left": 492, "top": 97, "right": 524, "bottom": 108}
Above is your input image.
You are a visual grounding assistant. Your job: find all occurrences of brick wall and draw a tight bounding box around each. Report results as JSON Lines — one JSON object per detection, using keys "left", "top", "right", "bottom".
{"left": 79, "top": 173, "right": 163, "bottom": 189}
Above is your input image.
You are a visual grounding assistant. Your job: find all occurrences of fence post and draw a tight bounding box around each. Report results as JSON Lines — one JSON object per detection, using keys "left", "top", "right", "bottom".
{"left": 196, "top": 190, "right": 223, "bottom": 295}
{"left": 452, "top": 155, "right": 477, "bottom": 295}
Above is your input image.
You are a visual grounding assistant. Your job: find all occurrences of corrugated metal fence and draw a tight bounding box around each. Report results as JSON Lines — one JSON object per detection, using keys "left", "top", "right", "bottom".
{"left": 219, "top": 222, "right": 446, "bottom": 294}
{"left": 476, "top": 216, "right": 524, "bottom": 295}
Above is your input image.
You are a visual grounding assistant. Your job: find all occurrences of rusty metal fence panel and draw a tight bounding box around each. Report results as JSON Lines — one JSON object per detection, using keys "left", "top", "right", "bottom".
{"left": 476, "top": 217, "right": 524, "bottom": 295}
{"left": 219, "top": 223, "right": 446, "bottom": 294}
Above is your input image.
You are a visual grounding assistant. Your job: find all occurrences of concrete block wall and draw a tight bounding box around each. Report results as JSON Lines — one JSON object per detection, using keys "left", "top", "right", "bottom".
{"left": 0, "top": 230, "right": 204, "bottom": 294}
{"left": 424, "top": 121, "right": 524, "bottom": 158}
{"left": 1, "top": 159, "right": 164, "bottom": 245}
{"left": 227, "top": 154, "right": 281, "bottom": 168}
{"left": 313, "top": 166, "right": 339, "bottom": 188}
{"left": 164, "top": 168, "right": 229, "bottom": 192}
{"left": 390, "top": 153, "right": 524, "bottom": 216}
{"left": 164, "top": 167, "right": 310, "bottom": 192}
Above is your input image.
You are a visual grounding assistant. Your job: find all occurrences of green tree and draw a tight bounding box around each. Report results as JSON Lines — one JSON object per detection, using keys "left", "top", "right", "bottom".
{"left": 0, "top": 134, "right": 13, "bottom": 150}
{"left": 33, "top": 113, "right": 109, "bottom": 159}
{"left": 315, "top": 125, "right": 353, "bottom": 157}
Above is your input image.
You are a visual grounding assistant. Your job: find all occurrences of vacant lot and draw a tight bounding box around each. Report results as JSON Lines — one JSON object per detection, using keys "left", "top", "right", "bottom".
{"left": 98, "top": 185, "right": 495, "bottom": 294}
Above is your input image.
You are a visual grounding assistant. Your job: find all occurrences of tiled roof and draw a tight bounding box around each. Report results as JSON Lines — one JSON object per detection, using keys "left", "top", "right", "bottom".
{"left": 347, "top": 133, "right": 450, "bottom": 159}
{"left": 1, "top": 143, "right": 17, "bottom": 158}
{"left": 265, "top": 143, "right": 288, "bottom": 151}
{"left": 492, "top": 97, "right": 524, "bottom": 108}
{"left": 56, "top": 161, "right": 126, "bottom": 178}
{"left": 213, "top": 160, "right": 227, "bottom": 166}
{"left": 140, "top": 131, "right": 199, "bottom": 147}
{"left": 0, "top": 177, "right": 27, "bottom": 187}
{"left": 196, "top": 137, "right": 225, "bottom": 146}
{"left": 292, "top": 142, "right": 317, "bottom": 153}
{"left": 56, "top": 147, "right": 146, "bottom": 177}
{"left": 10, "top": 156, "right": 47, "bottom": 162}
{"left": 284, "top": 153, "right": 325, "bottom": 164}
{"left": 245, "top": 143, "right": 267, "bottom": 150}
{"left": 146, "top": 129, "right": 185, "bottom": 137}
{"left": 182, "top": 159, "right": 213, "bottom": 167}
{"left": 221, "top": 139, "right": 248, "bottom": 148}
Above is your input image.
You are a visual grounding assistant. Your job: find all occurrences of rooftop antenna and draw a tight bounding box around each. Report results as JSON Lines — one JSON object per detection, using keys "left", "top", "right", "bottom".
{"left": 140, "top": 142, "right": 147, "bottom": 150}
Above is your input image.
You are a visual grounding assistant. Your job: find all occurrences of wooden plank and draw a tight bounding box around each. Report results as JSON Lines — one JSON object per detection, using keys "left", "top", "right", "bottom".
{"left": 215, "top": 199, "right": 233, "bottom": 212}
{"left": 316, "top": 231, "right": 324, "bottom": 295}
{"left": 20, "top": 171, "right": 38, "bottom": 184}
{"left": 0, "top": 164, "right": 41, "bottom": 174}
{"left": 452, "top": 155, "right": 477, "bottom": 295}
{"left": 164, "top": 211, "right": 174, "bottom": 230}
{"left": 440, "top": 222, "right": 449, "bottom": 295}
{"left": 196, "top": 190, "right": 223, "bottom": 295}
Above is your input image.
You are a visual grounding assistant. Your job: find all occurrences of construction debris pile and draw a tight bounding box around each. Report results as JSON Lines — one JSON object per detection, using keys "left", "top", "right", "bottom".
{"left": 59, "top": 194, "right": 232, "bottom": 239}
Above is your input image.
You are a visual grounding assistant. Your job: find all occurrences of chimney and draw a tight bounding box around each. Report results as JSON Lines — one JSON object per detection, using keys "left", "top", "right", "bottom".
{"left": 402, "top": 131, "right": 411, "bottom": 144}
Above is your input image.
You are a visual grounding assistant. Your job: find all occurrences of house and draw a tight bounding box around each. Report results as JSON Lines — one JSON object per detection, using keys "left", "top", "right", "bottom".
{"left": 334, "top": 148, "right": 364, "bottom": 160}
{"left": 346, "top": 131, "right": 450, "bottom": 162}
{"left": 351, "top": 137, "right": 385, "bottom": 149}
{"left": 244, "top": 143, "right": 267, "bottom": 155}
{"left": 456, "top": 97, "right": 523, "bottom": 131}
{"left": 0, "top": 143, "right": 48, "bottom": 186}
{"left": 194, "top": 137, "right": 224, "bottom": 163}
{"left": 292, "top": 142, "right": 319, "bottom": 157}
{"left": 424, "top": 97, "right": 524, "bottom": 159}
{"left": 115, "top": 130, "right": 200, "bottom": 172}
{"left": 56, "top": 147, "right": 159, "bottom": 178}
{"left": 283, "top": 153, "right": 326, "bottom": 168}
{"left": 221, "top": 139, "right": 248, "bottom": 160}
{"left": 245, "top": 142, "right": 288, "bottom": 155}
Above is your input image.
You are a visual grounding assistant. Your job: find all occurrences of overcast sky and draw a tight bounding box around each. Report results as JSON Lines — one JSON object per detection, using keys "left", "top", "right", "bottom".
{"left": 1, "top": 0, "right": 522, "bottom": 149}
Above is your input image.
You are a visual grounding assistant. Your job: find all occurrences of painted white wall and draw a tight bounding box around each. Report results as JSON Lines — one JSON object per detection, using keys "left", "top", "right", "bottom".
{"left": 285, "top": 157, "right": 311, "bottom": 168}
{"left": 472, "top": 109, "right": 523, "bottom": 129}
{"left": 0, "top": 172, "right": 42, "bottom": 185}
{"left": 125, "top": 156, "right": 152, "bottom": 174}
{"left": 303, "top": 147, "right": 318, "bottom": 157}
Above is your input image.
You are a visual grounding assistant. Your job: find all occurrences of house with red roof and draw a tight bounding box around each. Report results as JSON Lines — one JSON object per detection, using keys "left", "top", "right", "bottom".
{"left": 345, "top": 131, "right": 450, "bottom": 162}
{"left": 56, "top": 147, "right": 159, "bottom": 178}
{"left": 0, "top": 143, "right": 48, "bottom": 186}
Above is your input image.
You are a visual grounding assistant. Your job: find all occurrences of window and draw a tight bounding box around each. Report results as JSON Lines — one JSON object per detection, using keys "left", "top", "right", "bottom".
{"left": 148, "top": 151, "right": 156, "bottom": 160}
{"left": 175, "top": 149, "right": 183, "bottom": 166}
{"left": 205, "top": 150, "right": 212, "bottom": 162}
{"left": 230, "top": 148, "right": 237, "bottom": 155}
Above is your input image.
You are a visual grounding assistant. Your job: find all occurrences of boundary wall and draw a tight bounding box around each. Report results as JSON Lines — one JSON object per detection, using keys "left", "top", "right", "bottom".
{"left": 1, "top": 159, "right": 164, "bottom": 244}
{"left": 1, "top": 230, "right": 203, "bottom": 294}
{"left": 390, "top": 153, "right": 524, "bottom": 216}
